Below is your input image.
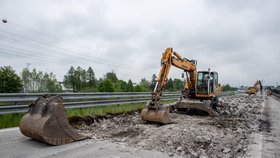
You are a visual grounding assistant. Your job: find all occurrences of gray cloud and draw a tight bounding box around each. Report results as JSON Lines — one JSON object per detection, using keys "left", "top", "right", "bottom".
{"left": 0, "top": 0, "right": 279, "bottom": 86}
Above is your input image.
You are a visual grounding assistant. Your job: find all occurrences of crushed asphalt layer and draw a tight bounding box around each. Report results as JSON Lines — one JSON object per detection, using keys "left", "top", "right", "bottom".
{"left": 71, "top": 95, "right": 264, "bottom": 158}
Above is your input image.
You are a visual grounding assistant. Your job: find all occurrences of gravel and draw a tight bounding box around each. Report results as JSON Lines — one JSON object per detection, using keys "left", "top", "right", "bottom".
{"left": 74, "top": 94, "right": 264, "bottom": 158}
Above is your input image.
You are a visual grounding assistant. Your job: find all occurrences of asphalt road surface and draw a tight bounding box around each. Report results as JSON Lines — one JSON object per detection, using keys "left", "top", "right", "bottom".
{"left": 0, "top": 128, "right": 182, "bottom": 158}
{"left": 261, "top": 95, "right": 280, "bottom": 158}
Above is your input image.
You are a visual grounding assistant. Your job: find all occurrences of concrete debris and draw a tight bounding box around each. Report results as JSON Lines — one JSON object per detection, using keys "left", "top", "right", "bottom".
{"left": 75, "top": 94, "right": 263, "bottom": 157}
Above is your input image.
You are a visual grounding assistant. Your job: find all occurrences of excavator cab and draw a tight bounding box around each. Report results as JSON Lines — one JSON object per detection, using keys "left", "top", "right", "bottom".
{"left": 196, "top": 71, "right": 219, "bottom": 96}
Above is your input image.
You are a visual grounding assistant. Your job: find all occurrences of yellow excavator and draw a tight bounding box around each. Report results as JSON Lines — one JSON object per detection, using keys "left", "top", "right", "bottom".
{"left": 141, "top": 48, "right": 221, "bottom": 124}
{"left": 245, "top": 80, "right": 263, "bottom": 95}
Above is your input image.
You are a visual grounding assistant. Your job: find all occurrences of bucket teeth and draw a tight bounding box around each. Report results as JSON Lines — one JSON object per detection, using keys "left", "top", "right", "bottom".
{"left": 19, "top": 95, "right": 87, "bottom": 145}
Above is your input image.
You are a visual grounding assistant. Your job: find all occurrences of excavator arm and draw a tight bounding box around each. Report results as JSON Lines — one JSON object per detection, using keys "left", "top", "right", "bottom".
{"left": 150, "top": 48, "right": 197, "bottom": 107}
{"left": 141, "top": 48, "right": 197, "bottom": 123}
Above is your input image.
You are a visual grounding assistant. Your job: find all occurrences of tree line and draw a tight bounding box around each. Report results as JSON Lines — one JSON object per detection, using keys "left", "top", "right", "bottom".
{"left": 0, "top": 65, "right": 239, "bottom": 93}
{"left": 0, "top": 65, "right": 185, "bottom": 93}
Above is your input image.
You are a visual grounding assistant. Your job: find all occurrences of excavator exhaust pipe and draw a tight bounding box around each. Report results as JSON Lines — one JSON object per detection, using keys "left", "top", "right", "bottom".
{"left": 19, "top": 95, "right": 87, "bottom": 145}
{"left": 140, "top": 103, "right": 171, "bottom": 124}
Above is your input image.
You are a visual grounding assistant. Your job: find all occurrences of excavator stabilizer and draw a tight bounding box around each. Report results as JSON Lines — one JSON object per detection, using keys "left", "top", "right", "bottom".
{"left": 140, "top": 103, "right": 171, "bottom": 124}
{"left": 19, "top": 95, "right": 87, "bottom": 145}
{"left": 175, "top": 99, "right": 218, "bottom": 116}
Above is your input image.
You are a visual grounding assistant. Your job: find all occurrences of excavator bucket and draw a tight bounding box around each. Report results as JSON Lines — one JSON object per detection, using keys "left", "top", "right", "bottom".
{"left": 19, "top": 95, "right": 87, "bottom": 145}
{"left": 140, "top": 103, "right": 171, "bottom": 124}
{"left": 175, "top": 99, "right": 218, "bottom": 116}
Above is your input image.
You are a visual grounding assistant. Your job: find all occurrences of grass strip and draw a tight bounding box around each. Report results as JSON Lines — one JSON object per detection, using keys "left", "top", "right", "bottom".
{"left": 0, "top": 113, "right": 24, "bottom": 129}
{"left": 0, "top": 100, "right": 175, "bottom": 129}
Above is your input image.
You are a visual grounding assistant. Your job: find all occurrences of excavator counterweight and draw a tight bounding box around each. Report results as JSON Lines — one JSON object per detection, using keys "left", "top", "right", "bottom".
{"left": 19, "top": 95, "right": 87, "bottom": 145}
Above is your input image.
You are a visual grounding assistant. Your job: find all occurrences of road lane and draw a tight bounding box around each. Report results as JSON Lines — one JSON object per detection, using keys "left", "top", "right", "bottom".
{"left": 262, "top": 96, "right": 280, "bottom": 157}
{"left": 0, "top": 128, "right": 181, "bottom": 158}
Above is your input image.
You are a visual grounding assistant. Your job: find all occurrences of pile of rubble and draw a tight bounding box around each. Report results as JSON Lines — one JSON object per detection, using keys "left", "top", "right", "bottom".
{"left": 74, "top": 94, "right": 263, "bottom": 157}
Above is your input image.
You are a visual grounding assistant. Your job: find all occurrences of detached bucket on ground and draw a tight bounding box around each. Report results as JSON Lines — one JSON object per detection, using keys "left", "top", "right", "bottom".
{"left": 19, "top": 95, "right": 87, "bottom": 145}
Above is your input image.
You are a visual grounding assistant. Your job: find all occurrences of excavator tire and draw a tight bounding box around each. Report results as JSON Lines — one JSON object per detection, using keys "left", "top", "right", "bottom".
{"left": 175, "top": 99, "right": 218, "bottom": 116}
{"left": 140, "top": 103, "right": 171, "bottom": 124}
{"left": 19, "top": 95, "right": 87, "bottom": 145}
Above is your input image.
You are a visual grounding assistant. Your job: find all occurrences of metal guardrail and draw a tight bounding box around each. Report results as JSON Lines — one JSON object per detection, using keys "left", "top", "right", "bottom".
{"left": 0, "top": 92, "right": 180, "bottom": 115}
{"left": 0, "top": 91, "right": 234, "bottom": 115}
{"left": 0, "top": 92, "right": 179, "bottom": 102}
{"left": 272, "top": 89, "right": 280, "bottom": 99}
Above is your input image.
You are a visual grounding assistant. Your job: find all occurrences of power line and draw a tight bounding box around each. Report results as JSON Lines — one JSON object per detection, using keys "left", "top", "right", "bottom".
{"left": 0, "top": 19, "right": 154, "bottom": 81}
{"left": 0, "top": 47, "right": 145, "bottom": 78}
{"left": 2, "top": 20, "right": 137, "bottom": 66}
{"left": 0, "top": 36, "right": 142, "bottom": 74}
{"left": 0, "top": 40, "right": 147, "bottom": 78}
{"left": 0, "top": 29, "right": 144, "bottom": 73}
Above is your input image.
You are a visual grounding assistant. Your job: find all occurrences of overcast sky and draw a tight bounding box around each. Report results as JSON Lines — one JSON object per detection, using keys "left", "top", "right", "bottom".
{"left": 0, "top": 0, "right": 279, "bottom": 87}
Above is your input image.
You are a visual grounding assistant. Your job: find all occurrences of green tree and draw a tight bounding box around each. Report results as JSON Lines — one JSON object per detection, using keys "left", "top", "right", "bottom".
{"left": 127, "top": 79, "right": 134, "bottom": 92}
{"left": 74, "top": 66, "right": 83, "bottom": 92}
{"left": 173, "top": 79, "right": 183, "bottom": 90}
{"left": 86, "top": 67, "right": 96, "bottom": 88}
{"left": 105, "top": 71, "right": 118, "bottom": 83}
{"left": 150, "top": 74, "right": 157, "bottom": 90}
{"left": 166, "top": 78, "right": 174, "bottom": 91}
{"left": 222, "top": 84, "right": 237, "bottom": 92}
{"left": 64, "top": 66, "right": 76, "bottom": 92}
{"left": 134, "top": 85, "right": 145, "bottom": 92}
{"left": 98, "top": 79, "right": 114, "bottom": 92}
{"left": 116, "top": 80, "right": 128, "bottom": 92}
{"left": 139, "top": 78, "right": 150, "bottom": 91}
{"left": 21, "top": 67, "right": 32, "bottom": 92}
{"left": 44, "top": 72, "right": 62, "bottom": 92}
{"left": 0, "top": 66, "right": 22, "bottom": 93}
{"left": 21, "top": 67, "right": 61, "bottom": 92}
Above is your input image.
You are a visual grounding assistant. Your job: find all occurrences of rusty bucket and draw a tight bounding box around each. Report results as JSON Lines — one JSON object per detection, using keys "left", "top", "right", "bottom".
{"left": 140, "top": 103, "right": 171, "bottom": 124}
{"left": 19, "top": 95, "right": 87, "bottom": 145}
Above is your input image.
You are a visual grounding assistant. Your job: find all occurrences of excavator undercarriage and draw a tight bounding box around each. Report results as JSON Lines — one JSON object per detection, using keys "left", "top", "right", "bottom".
{"left": 174, "top": 98, "right": 219, "bottom": 116}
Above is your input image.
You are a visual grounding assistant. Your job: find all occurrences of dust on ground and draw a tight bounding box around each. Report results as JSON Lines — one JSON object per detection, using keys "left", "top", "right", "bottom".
{"left": 71, "top": 95, "right": 264, "bottom": 158}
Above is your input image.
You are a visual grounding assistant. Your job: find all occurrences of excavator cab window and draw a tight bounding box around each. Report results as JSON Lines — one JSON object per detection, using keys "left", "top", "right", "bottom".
{"left": 197, "top": 71, "right": 210, "bottom": 94}
{"left": 197, "top": 71, "right": 218, "bottom": 94}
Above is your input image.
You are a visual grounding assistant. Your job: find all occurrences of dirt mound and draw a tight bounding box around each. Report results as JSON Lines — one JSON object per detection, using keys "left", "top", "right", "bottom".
{"left": 75, "top": 95, "right": 263, "bottom": 157}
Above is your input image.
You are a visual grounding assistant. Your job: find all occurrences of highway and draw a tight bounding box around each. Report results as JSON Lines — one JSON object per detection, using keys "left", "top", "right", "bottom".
{"left": 261, "top": 95, "right": 280, "bottom": 157}
{"left": 0, "top": 127, "right": 182, "bottom": 158}
{"left": 1, "top": 93, "right": 280, "bottom": 158}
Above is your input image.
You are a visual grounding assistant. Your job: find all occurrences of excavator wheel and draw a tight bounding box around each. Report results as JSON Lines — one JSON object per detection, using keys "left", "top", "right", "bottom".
{"left": 19, "top": 95, "right": 87, "bottom": 145}
{"left": 140, "top": 103, "right": 171, "bottom": 124}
